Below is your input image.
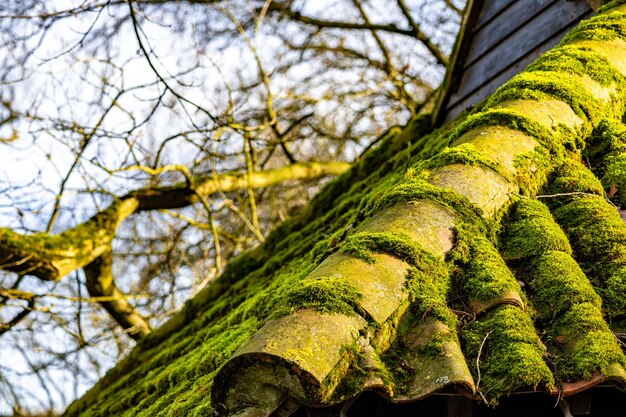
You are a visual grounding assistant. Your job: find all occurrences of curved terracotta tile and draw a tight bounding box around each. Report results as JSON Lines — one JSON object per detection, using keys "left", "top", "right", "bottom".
{"left": 308, "top": 252, "right": 411, "bottom": 323}
{"left": 212, "top": 309, "right": 366, "bottom": 414}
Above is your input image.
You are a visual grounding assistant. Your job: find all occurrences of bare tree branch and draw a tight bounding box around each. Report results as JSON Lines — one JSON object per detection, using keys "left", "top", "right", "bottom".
{"left": 266, "top": 1, "right": 448, "bottom": 65}
{"left": 0, "top": 161, "right": 350, "bottom": 282}
{"left": 83, "top": 250, "right": 151, "bottom": 340}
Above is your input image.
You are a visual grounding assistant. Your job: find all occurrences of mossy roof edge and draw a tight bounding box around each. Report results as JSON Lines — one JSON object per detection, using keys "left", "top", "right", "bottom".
{"left": 63, "top": 113, "right": 441, "bottom": 416}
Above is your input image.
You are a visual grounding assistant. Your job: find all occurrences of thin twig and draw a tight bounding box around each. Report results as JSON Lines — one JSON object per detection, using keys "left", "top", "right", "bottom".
{"left": 476, "top": 330, "right": 493, "bottom": 403}
{"left": 243, "top": 134, "right": 263, "bottom": 240}
{"left": 511, "top": 191, "right": 619, "bottom": 208}
{"left": 536, "top": 191, "right": 606, "bottom": 200}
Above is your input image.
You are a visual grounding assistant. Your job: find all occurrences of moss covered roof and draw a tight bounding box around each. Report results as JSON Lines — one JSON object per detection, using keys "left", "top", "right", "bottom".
{"left": 66, "top": 2, "right": 626, "bottom": 416}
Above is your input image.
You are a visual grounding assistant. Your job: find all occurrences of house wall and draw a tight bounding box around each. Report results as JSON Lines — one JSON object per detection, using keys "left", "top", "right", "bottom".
{"left": 441, "top": 0, "right": 593, "bottom": 123}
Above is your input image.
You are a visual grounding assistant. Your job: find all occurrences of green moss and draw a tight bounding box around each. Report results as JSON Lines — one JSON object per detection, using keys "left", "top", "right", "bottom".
{"left": 512, "top": 149, "right": 552, "bottom": 197}
{"left": 557, "top": 303, "right": 609, "bottom": 334}
{"left": 447, "top": 108, "right": 574, "bottom": 155}
{"left": 356, "top": 127, "right": 402, "bottom": 177}
{"left": 488, "top": 71, "right": 607, "bottom": 128}
{"left": 408, "top": 118, "right": 460, "bottom": 163}
{"left": 418, "top": 328, "right": 456, "bottom": 359}
{"left": 462, "top": 305, "right": 554, "bottom": 404}
{"left": 562, "top": 11, "right": 626, "bottom": 43}
{"left": 501, "top": 199, "right": 572, "bottom": 259}
{"left": 553, "top": 303, "right": 626, "bottom": 380}
{"left": 544, "top": 159, "right": 606, "bottom": 197}
{"left": 303, "top": 164, "right": 363, "bottom": 223}
{"left": 551, "top": 197, "right": 624, "bottom": 260}
{"left": 527, "top": 45, "right": 625, "bottom": 87}
{"left": 408, "top": 264, "right": 456, "bottom": 330}
{"left": 269, "top": 276, "right": 363, "bottom": 319}
{"left": 328, "top": 344, "right": 369, "bottom": 403}
{"left": 586, "top": 119, "right": 626, "bottom": 164}
{"left": 451, "top": 227, "right": 522, "bottom": 305}
{"left": 380, "top": 313, "right": 466, "bottom": 397}
{"left": 585, "top": 119, "right": 626, "bottom": 169}
{"left": 598, "top": 1, "right": 626, "bottom": 14}
{"left": 525, "top": 251, "right": 601, "bottom": 320}
{"left": 552, "top": 194, "right": 626, "bottom": 316}
{"left": 415, "top": 143, "right": 509, "bottom": 180}
{"left": 351, "top": 113, "right": 438, "bottom": 187}
{"left": 603, "top": 153, "right": 626, "bottom": 204}
{"left": 339, "top": 231, "right": 433, "bottom": 266}
{"left": 374, "top": 178, "right": 487, "bottom": 232}
{"left": 585, "top": 119, "right": 626, "bottom": 205}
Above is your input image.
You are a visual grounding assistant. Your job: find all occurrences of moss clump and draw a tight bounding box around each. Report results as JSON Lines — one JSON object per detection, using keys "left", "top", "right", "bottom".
{"left": 501, "top": 199, "right": 572, "bottom": 259}
{"left": 602, "top": 154, "right": 626, "bottom": 205}
{"left": 339, "top": 231, "right": 433, "bottom": 266}
{"left": 551, "top": 198, "right": 624, "bottom": 262}
{"left": 544, "top": 159, "right": 606, "bottom": 197}
{"left": 527, "top": 44, "right": 625, "bottom": 88}
{"left": 562, "top": 11, "right": 626, "bottom": 43}
{"left": 269, "top": 276, "right": 363, "bottom": 319}
{"left": 351, "top": 113, "right": 439, "bottom": 186}
{"left": 512, "top": 148, "right": 552, "bottom": 197}
{"left": 520, "top": 252, "right": 623, "bottom": 382}
{"left": 586, "top": 119, "right": 626, "bottom": 205}
{"left": 585, "top": 119, "right": 626, "bottom": 170}
{"left": 356, "top": 127, "right": 402, "bottom": 177}
{"left": 337, "top": 228, "right": 457, "bottom": 328}
{"left": 553, "top": 303, "right": 626, "bottom": 380}
{"left": 417, "top": 326, "right": 457, "bottom": 359}
{"left": 497, "top": 191, "right": 622, "bottom": 383}
{"left": 598, "top": 1, "right": 626, "bottom": 13}
{"left": 462, "top": 305, "right": 554, "bottom": 404}
{"left": 415, "top": 143, "right": 509, "bottom": 180}
{"left": 408, "top": 264, "right": 456, "bottom": 330}
{"left": 552, "top": 194, "right": 626, "bottom": 316}
{"left": 526, "top": 251, "right": 601, "bottom": 319}
{"left": 447, "top": 108, "right": 573, "bottom": 155}
{"left": 488, "top": 71, "right": 607, "bottom": 129}
{"left": 328, "top": 344, "right": 369, "bottom": 403}
{"left": 451, "top": 227, "right": 522, "bottom": 305}
{"left": 407, "top": 115, "right": 461, "bottom": 163}
{"left": 374, "top": 178, "right": 487, "bottom": 232}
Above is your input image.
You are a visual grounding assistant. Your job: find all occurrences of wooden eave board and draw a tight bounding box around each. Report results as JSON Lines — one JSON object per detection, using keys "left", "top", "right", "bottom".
{"left": 434, "top": 0, "right": 593, "bottom": 125}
